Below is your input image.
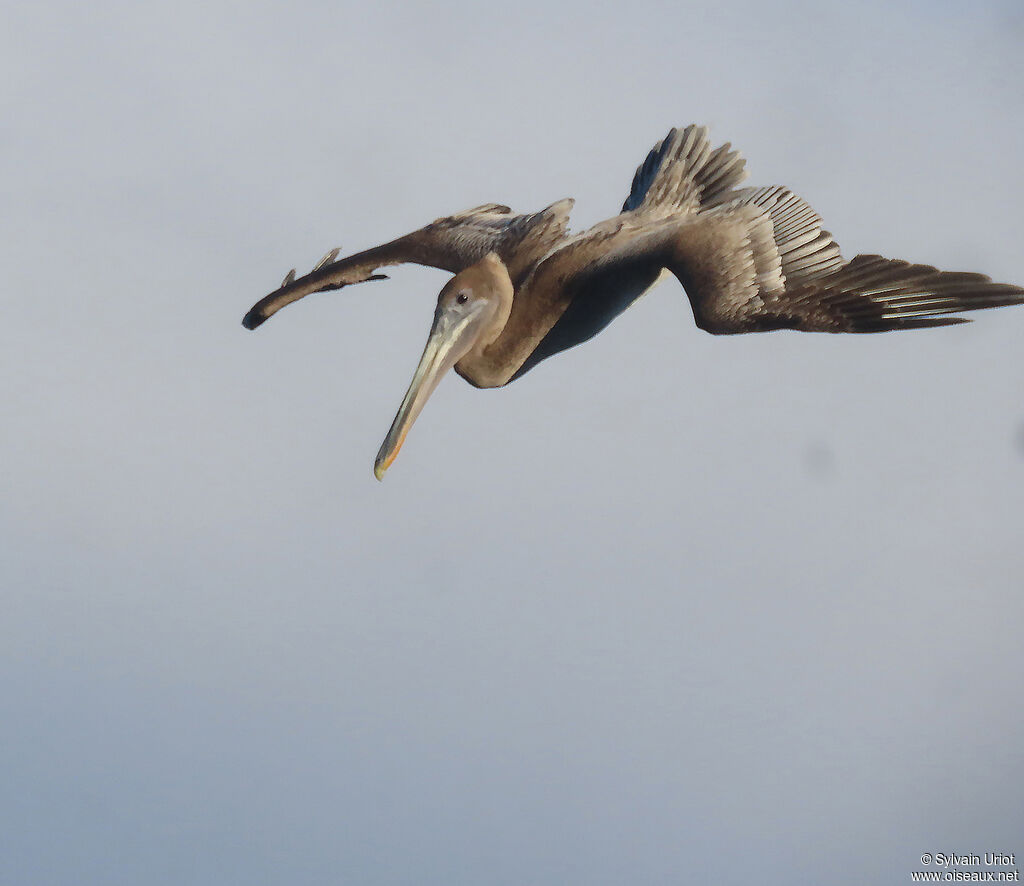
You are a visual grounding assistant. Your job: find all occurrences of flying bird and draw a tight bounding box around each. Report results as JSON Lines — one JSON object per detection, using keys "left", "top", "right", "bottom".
{"left": 242, "top": 125, "right": 1024, "bottom": 479}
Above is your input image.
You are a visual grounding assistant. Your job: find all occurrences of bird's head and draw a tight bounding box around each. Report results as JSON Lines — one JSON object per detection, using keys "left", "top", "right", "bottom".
{"left": 374, "top": 252, "right": 513, "bottom": 480}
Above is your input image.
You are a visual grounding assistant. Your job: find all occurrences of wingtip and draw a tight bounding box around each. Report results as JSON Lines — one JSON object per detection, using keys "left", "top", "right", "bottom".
{"left": 241, "top": 310, "right": 265, "bottom": 330}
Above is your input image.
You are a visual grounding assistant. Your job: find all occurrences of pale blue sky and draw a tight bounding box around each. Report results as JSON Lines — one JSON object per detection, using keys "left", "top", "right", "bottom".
{"left": 2, "top": 1, "right": 1023, "bottom": 883}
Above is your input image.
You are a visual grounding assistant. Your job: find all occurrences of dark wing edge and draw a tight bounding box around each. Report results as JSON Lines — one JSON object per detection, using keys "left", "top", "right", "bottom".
{"left": 241, "top": 200, "right": 574, "bottom": 330}
{"left": 771, "top": 255, "right": 1024, "bottom": 333}
{"left": 622, "top": 124, "right": 749, "bottom": 216}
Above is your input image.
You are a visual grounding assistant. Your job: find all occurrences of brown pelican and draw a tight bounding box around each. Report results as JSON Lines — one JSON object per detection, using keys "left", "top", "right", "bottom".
{"left": 242, "top": 125, "right": 1024, "bottom": 479}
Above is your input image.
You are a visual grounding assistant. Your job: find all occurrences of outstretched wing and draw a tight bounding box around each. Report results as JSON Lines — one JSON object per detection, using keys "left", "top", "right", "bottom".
{"left": 618, "top": 127, "right": 1022, "bottom": 330}
{"left": 509, "top": 181, "right": 1022, "bottom": 383}
{"left": 241, "top": 199, "right": 573, "bottom": 329}
{"left": 668, "top": 187, "right": 1024, "bottom": 333}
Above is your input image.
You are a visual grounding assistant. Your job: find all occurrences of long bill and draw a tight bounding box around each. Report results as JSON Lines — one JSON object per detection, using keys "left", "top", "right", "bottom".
{"left": 373, "top": 307, "right": 482, "bottom": 480}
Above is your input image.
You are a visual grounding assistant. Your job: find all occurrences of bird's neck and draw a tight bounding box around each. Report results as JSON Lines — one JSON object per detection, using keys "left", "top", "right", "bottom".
{"left": 455, "top": 281, "right": 573, "bottom": 388}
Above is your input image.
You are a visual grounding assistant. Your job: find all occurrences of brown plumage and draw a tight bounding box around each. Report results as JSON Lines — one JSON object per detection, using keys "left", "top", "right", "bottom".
{"left": 242, "top": 125, "right": 1024, "bottom": 478}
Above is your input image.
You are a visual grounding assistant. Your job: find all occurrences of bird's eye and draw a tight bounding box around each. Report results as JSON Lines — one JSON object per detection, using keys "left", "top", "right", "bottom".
{"left": 456, "top": 292, "right": 469, "bottom": 304}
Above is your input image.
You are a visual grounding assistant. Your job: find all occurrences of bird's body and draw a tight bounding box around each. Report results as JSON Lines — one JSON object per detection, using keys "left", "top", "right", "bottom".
{"left": 242, "top": 125, "right": 1024, "bottom": 478}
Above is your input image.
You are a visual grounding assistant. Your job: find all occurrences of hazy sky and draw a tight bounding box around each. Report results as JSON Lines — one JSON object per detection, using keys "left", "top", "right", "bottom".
{"left": 3, "top": 1, "right": 1023, "bottom": 884}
